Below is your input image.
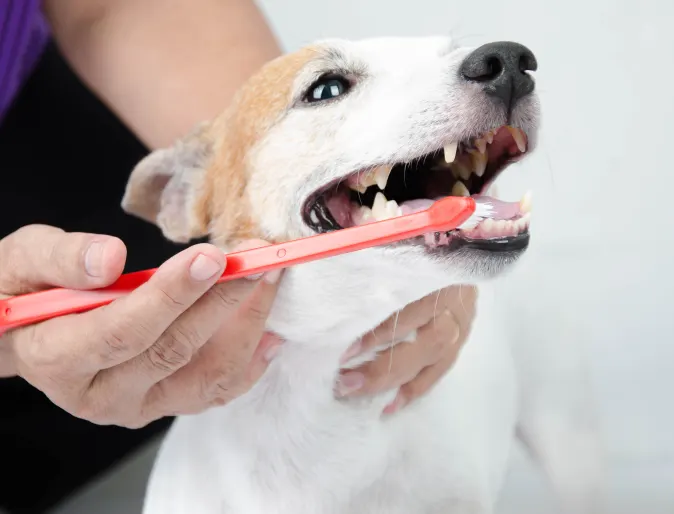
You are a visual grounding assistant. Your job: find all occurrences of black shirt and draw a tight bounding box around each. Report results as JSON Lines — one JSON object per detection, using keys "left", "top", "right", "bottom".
{"left": 0, "top": 41, "right": 184, "bottom": 514}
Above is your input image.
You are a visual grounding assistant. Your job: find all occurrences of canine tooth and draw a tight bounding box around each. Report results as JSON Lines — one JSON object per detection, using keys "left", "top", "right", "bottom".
{"left": 371, "top": 192, "right": 389, "bottom": 220}
{"left": 349, "top": 182, "right": 368, "bottom": 194}
{"left": 451, "top": 181, "right": 470, "bottom": 197}
{"left": 374, "top": 165, "right": 393, "bottom": 190}
{"left": 443, "top": 142, "right": 458, "bottom": 163}
{"left": 507, "top": 126, "right": 527, "bottom": 153}
{"left": 475, "top": 138, "right": 487, "bottom": 154}
{"left": 519, "top": 190, "right": 532, "bottom": 213}
{"left": 469, "top": 150, "right": 488, "bottom": 177}
{"left": 485, "top": 131, "right": 494, "bottom": 144}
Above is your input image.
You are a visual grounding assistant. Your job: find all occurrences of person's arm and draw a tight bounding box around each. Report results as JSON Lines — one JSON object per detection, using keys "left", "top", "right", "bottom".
{"left": 44, "top": 0, "right": 281, "bottom": 150}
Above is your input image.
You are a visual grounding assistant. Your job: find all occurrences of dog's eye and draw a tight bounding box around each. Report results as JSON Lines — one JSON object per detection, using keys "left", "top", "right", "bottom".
{"left": 305, "top": 76, "right": 350, "bottom": 103}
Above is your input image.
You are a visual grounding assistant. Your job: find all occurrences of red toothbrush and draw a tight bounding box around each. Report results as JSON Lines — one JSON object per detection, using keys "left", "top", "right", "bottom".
{"left": 0, "top": 196, "right": 486, "bottom": 335}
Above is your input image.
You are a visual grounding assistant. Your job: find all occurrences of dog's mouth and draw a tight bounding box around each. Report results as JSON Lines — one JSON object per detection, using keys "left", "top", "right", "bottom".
{"left": 302, "top": 125, "right": 532, "bottom": 252}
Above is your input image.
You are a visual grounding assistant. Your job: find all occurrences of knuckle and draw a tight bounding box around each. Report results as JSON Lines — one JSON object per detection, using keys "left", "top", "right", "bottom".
{"left": 208, "top": 285, "right": 242, "bottom": 311}
{"left": 74, "top": 395, "right": 111, "bottom": 424}
{"left": 401, "top": 379, "right": 425, "bottom": 400}
{"left": 156, "top": 286, "right": 187, "bottom": 311}
{"left": 99, "top": 326, "right": 133, "bottom": 364}
{"left": 364, "top": 363, "right": 394, "bottom": 392}
{"left": 424, "top": 331, "right": 450, "bottom": 362}
{"left": 98, "top": 317, "right": 154, "bottom": 364}
{"left": 244, "top": 303, "right": 270, "bottom": 324}
{"left": 199, "top": 360, "right": 245, "bottom": 404}
{"left": 147, "top": 330, "right": 196, "bottom": 373}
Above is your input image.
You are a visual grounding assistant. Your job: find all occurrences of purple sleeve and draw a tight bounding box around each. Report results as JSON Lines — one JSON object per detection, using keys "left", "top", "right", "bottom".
{"left": 0, "top": 0, "right": 49, "bottom": 123}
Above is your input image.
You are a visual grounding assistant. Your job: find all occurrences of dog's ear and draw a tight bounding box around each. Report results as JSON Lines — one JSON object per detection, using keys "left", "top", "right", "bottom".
{"left": 122, "top": 123, "right": 212, "bottom": 243}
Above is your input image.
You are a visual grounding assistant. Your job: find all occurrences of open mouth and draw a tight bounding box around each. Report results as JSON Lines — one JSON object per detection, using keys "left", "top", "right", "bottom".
{"left": 302, "top": 125, "right": 532, "bottom": 251}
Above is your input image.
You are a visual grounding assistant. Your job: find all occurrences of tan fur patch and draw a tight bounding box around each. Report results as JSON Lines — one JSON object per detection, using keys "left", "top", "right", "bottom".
{"left": 194, "top": 47, "right": 319, "bottom": 247}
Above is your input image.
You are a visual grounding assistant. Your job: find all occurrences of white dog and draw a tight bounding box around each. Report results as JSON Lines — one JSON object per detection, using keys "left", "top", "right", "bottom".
{"left": 122, "top": 36, "right": 602, "bottom": 514}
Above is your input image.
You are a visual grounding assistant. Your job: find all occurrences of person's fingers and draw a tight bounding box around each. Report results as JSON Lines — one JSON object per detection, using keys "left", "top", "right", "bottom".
{"left": 143, "top": 330, "right": 283, "bottom": 419}
{"left": 337, "top": 310, "right": 461, "bottom": 398}
{"left": 383, "top": 352, "right": 457, "bottom": 415}
{"left": 339, "top": 293, "right": 440, "bottom": 364}
{"left": 97, "top": 271, "right": 274, "bottom": 398}
{"left": 0, "top": 225, "right": 126, "bottom": 294}
{"left": 140, "top": 265, "right": 283, "bottom": 419}
{"left": 12, "top": 243, "right": 227, "bottom": 377}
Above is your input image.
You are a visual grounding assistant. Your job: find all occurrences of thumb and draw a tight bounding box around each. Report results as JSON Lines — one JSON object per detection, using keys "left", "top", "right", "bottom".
{"left": 0, "top": 225, "right": 127, "bottom": 294}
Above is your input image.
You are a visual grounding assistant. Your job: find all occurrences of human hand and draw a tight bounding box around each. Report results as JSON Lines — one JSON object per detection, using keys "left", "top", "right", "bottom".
{"left": 336, "top": 285, "right": 477, "bottom": 414}
{"left": 0, "top": 225, "right": 283, "bottom": 427}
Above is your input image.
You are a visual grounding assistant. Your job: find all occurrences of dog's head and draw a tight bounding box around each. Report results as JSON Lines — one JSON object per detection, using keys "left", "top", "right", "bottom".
{"left": 123, "top": 36, "right": 539, "bottom": 289}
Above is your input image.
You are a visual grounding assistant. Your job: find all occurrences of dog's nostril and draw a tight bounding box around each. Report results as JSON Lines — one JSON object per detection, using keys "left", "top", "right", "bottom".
{"left": 483, "top": 57, "right": 503, "bottom": 81}
{"left": 519, "top": 54, "right": 536, "bottom": 73}
{"left": 460, "top": 41, "right": 537, "bottom": 111}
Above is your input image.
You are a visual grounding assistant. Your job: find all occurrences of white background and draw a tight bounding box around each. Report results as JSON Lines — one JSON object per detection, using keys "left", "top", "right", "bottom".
{"left": 53, "top": 1, "right": 674, "bottom": 512}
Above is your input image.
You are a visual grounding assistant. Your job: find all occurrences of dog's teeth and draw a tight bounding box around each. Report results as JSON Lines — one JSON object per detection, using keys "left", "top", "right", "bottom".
{"left": 475, "top": 138, "right": 487, "bottom": 154}
{"left": 385, "top": 199, "right": 402, "bottom": 218}
{"left": 357, "top": 205, "right": 373, "bottom": 223}
{"left": 359, "top": 170, "right": 378, "bottom": 189}
{"left": 451, "top": 181, "right": 470, "bottom": 197}
{"left": 507, "top": 126, "right": 527, "bottom": 153}
{"left": 443, "top": 142, "right": 458, "bottom": 163}
{"left": 349, "top": 182, "right": 368, "bottom": 194}
{"left": 371, "top": 192, "right": 389, "bottom": 220}
{"left": 519, "top": 190, "right": 532, "bottom": 213}
{"left": 450, "top": 161, "right": 472, "bottom": 181}
{"left": 469, "top": 150, "right": 488, "bottom": 177}
{"left": 374, "top": 165, "right": 393, "bottom": 190}
{"left": 485, "top": 131, "right": 494, "bottom": 144}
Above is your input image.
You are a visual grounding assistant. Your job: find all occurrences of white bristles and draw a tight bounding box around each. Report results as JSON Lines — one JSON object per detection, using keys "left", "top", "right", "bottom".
{"left": 457, "top": 202, "right": 494, "bottom": 230}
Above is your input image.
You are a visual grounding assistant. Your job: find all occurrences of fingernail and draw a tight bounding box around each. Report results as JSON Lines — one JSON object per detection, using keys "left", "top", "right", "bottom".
{"left": 336, "top": 372, "right": 364, "bottom": 396}
{"left": 189, "top": 254, "right": 222, "bottom": 281}
{"left": 259, "top": 332, "right": 284, "bottom": 362}
{"left": 383, "top": 393, "right": 407, "bottom": 416}
{"left": 264, "top": 343, "right": 282, "bottom": 362}
{"left": 263, "top": 268, "right": 282, "bottom": 284}
{"left": 84, "top": 241, "right": 106, "bottom": 277}
{"left": 340, "top": 340, "right": 362, "bottom": 364}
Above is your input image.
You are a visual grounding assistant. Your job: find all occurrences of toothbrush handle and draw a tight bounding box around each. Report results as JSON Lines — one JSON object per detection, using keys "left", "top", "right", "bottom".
{"left": 0, "top": 196, "right": 474, "bottom": 333}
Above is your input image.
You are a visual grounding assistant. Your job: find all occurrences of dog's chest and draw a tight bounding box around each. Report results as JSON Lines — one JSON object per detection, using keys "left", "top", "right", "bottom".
{"left": 144, "top": 291, "right": 519, "bottom": 514}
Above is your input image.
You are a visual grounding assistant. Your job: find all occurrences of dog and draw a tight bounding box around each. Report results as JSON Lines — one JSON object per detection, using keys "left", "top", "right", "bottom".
{"left": 122, "top": 36, "right": 602, "bottom": 514}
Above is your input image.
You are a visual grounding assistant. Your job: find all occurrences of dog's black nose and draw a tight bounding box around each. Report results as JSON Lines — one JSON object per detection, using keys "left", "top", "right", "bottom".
{"left": 460, "top": 41, "right": 537, "bottom": 110}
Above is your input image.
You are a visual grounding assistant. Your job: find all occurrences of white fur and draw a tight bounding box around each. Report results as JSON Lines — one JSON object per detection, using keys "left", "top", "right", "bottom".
{"left": 131, "top": 37, "right": 602, "bottom": 514}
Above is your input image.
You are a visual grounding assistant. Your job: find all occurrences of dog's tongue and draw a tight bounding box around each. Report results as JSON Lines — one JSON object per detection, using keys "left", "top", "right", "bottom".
{"left": 400, "top": 195, "right": 520, "bottom": 220}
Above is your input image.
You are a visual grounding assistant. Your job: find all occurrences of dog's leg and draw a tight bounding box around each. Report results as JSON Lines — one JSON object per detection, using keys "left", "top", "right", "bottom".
{"left": 509, "top": 309, "right": 605, "bottom": 513}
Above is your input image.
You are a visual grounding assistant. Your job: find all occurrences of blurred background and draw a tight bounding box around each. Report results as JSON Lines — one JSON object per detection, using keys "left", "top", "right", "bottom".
{"left": 4, "top": 0, "right": 671, "bottom": 513}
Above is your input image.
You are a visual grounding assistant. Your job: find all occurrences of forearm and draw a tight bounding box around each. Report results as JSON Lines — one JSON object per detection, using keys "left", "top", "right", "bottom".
{"left": 44, "top": 0, "right": 282, "bottom": 150}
